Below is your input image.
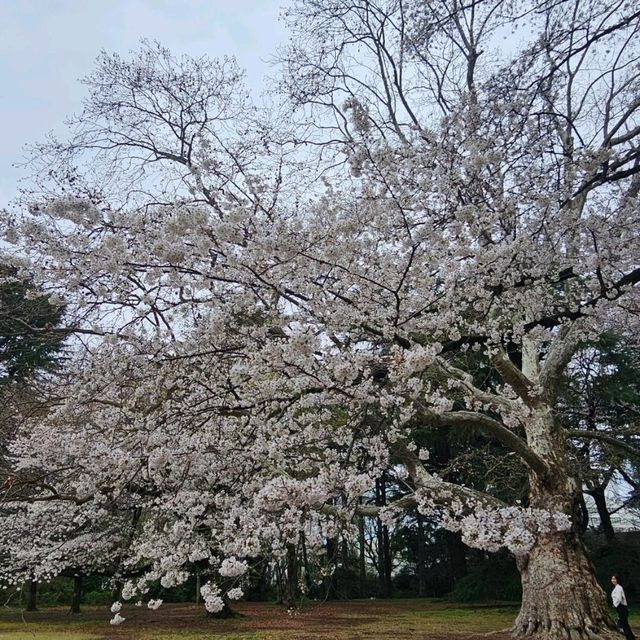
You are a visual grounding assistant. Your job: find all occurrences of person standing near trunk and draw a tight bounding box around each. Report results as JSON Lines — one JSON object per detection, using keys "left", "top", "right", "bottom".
{"left": 611, "top": 575, "right": 636, "bottom": 640}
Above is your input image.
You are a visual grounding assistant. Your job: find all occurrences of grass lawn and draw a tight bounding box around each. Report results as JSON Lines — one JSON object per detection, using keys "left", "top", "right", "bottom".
{"left": 0, "top": 600, "right": 636, "bottom": 640}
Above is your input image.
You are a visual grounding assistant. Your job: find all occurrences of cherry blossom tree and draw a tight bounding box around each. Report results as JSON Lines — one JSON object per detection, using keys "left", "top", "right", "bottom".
{"left": 1, "top": 1, "right": 640, "bottom": 636}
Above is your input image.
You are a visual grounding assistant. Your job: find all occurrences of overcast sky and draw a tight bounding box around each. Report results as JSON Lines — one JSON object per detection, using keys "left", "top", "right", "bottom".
{"left": 0, "top": 0, "right": 290, "bottom": 207}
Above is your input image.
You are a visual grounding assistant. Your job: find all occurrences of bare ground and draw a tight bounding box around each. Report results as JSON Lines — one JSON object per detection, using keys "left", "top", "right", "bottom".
{"left": 0, "top": 599, "right": 520, "bottom": 640}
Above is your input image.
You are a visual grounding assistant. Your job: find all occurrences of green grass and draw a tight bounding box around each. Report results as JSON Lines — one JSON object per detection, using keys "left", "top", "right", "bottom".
{"left": 122, "top": 635, "right": 278, "bottom": 640}
{"left": 0, "top": 624, "right": 100, "bottom": 640}
{"left": 0, "top": 633, "right": 98, "bottom": 640}
{"left": 409, "top": 606, "right": 518, "bottom": 629}
{"left": 0, "top": 627, "right": 280, "bottom": 640}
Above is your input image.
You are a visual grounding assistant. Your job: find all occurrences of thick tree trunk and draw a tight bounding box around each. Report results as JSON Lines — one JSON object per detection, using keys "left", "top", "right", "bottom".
{"left": 513, "top": 437, "right": 616, "bottom": 637}
{"left": 300, "top": 533, "right": 312, "bottom": 596}
{"left": 69, "top": 575, "right": 82, "bottom": 614}
{"left": 206, "top": 600, "right": 235, "bottom": 619}
{"left": 25, "top": 579, "right": 37, "bottom": 611}
{"left": 325, "top": 536, "right": 339, "bottom": 599}
{"left": 111, "top": 580, "right": 122, "bottom": 605}
{"left": 375, "top": 513, "right": 385, "bottom": 596}
{"left": 205, "top": 572, "right": 236, "bottom": 619}
{"left": 513, "top": 529, "right": 616, "bottom": 639}
{"left": 375, "top": 477, "right": 393, "bottom": 599}
{"left": 283, "top": 542, "right": 298, "bottom": 608}
{"left": 590, "top": 486, "right": 615, "bottom": 542}
{"left": 358, "top": 513, "right": 367, "bottom": 598}
{"left": 445, "top": 530, "right": 467, "bottom": 587}
{"left": 381, "top": 522, "right": 393, "bottom": 597}
{"left": 513, "top": 397, "right": 617, "bottom": 640}
{"left": 275, "top": 562, "right": 284, "bottom": 604}
{"left": 416, "top": 513, "right": 427, "bottom": 597}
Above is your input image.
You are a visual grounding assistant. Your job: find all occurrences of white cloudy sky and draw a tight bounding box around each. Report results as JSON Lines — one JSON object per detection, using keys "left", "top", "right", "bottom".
{"left": 0, "top": 0, "right": 290, "bottom": 207}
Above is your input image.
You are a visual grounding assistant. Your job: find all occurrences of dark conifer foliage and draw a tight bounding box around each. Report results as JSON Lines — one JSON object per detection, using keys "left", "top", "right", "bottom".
{"left": 0, "top": 265, "right": 66, "bottom": 384}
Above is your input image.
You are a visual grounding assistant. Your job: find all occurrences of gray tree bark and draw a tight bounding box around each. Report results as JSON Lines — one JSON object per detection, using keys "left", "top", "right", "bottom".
{"left": 512, "top": 406, "right": 617, "bottom": 639}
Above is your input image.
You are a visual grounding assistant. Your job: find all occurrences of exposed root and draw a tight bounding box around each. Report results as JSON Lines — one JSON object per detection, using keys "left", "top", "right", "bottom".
{"left": 467, "top": 628, "right": 513, "bottom": 637}
{"left": 510, "top": 624, "right": 621, "bottom": 640}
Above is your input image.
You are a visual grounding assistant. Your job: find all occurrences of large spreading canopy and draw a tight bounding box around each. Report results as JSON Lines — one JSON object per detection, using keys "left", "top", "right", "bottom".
{"left": 1, "top": 2, "right": 640, "bottom": 637}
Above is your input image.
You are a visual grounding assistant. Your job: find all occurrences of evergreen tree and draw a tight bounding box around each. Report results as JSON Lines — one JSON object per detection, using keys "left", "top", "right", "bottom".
{"left": 0, "top": 265, "right": 66, "bottom": 384}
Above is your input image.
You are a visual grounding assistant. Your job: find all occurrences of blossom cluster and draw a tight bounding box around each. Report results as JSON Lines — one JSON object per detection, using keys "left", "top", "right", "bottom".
{"left": 200, "top": 582, "right": 225, "bottom": 613}
{"left": 417, "top": 492, "right": 573, "bottom": 556}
